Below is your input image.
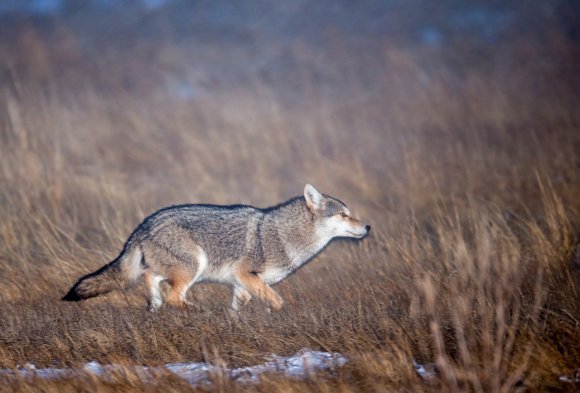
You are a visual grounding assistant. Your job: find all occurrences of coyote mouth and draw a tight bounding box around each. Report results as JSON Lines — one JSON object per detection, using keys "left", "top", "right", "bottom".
{"left": 346, "top": 231, "right": 367, "bottom": 238}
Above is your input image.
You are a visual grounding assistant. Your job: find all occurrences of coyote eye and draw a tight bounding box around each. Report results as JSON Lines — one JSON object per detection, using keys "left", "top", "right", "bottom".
{"left": 341, "top": 212, "right": 348, "bottom": 218}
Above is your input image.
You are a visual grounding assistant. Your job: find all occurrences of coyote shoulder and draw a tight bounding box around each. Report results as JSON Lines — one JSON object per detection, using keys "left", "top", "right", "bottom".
{"left": 63, "top": 184, "right": 370, "bottom": 311}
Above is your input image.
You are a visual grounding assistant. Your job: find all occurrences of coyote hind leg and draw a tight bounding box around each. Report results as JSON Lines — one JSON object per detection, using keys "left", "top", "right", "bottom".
{"left": 144, "top": 271, "right": 165, "bottom": 311}
{"left": 165, "top": 245, "right": 207, "bottom": 308}
{"left": 166, "top": 267, "right": 196, "bottom": 307}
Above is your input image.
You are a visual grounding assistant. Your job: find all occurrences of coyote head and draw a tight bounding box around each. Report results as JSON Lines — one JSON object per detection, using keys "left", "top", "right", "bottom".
{"left": 304, "top": 184, "right": 370, "bottom": 240}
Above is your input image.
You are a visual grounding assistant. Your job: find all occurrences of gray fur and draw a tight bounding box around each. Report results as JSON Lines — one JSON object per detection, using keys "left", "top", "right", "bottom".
{"left": 63, "top": 184, "right": 370, "bottom": 311}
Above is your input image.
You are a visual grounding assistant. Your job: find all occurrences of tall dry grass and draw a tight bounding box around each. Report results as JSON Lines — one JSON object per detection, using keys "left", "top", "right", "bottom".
{"left": 1, "top": 1, "right": 579, "bottom": 392}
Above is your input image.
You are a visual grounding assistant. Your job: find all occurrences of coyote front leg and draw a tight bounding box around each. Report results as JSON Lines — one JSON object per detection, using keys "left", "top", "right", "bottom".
{"left": 234, "top": 267, "right": 284, "bottom": 310}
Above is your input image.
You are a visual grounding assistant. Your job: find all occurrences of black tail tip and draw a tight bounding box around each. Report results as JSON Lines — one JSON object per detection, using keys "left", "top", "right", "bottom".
{"left": 62, "top": 288, "right": 83, "bottom": 302}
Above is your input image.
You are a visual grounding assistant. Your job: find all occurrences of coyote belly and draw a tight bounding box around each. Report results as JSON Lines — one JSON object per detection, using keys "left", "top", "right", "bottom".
{"left": 62, "top": 184, "right": 370, "bottom": 311}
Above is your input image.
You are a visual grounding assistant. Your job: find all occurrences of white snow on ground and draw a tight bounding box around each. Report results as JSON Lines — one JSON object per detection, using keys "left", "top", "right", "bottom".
{"left": 412, "top": 359, "right": 437, "bottom": 381}
{"left": 0, "top": 349, "right": 347, "bottom": 387}
{"left": 6, "top": 352, "right": 572, "bottom": 387}
{"left": 559, "top": 368, "right": 580, "bottom": 384}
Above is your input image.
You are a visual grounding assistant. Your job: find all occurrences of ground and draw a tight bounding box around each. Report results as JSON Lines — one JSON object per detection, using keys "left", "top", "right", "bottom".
{"left": 0, "top": 1, "right": 579, "bottom": 392}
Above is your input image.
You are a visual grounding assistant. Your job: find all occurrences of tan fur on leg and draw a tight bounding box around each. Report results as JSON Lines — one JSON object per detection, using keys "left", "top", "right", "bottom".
{"left": 235, "top": 265, "right": 283, "bottom": 310}
{"left": 166, "top": 267, "right": 195, "bottom": 307}
{"left": 144, "top": 270, "right": 164, "bottom": 311}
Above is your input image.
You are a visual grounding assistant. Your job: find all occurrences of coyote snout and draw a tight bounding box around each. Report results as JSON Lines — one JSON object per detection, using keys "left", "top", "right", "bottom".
{"left": 63, "top": 184, "right": 370, "bottom": 312}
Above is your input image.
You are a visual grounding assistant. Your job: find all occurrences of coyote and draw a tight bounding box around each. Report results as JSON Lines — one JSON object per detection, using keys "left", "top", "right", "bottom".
{"left": 63, "top": 184, "right": 370, "bottom": 311}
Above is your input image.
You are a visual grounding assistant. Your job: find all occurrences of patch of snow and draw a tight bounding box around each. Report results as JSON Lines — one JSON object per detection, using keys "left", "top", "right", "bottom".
{"left": 0, "top": 349, "right": 347, "bottom": 387}
{"left": 559, "top": 368, "right": 580, "bottom": 384}
{"left": 412, "top": 358, "right": 437, "bottom": 381}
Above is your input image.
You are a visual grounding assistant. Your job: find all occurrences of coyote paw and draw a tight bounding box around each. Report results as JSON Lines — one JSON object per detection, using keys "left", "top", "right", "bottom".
{"left": 270, "top": 295, "right": 284, "bottom": 311}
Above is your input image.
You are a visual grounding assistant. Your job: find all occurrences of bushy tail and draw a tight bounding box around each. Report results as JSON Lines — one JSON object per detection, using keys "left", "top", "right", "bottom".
{"left": 62, "top": 246, "right": 143, "bottom": 301}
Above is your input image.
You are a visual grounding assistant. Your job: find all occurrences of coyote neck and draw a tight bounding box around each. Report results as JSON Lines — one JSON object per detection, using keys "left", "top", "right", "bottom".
{"left": 264, "top": 200, "right": 331, "bottom": 269}
{"left": 284, "top": 235, "right": 330, "bottom": 268}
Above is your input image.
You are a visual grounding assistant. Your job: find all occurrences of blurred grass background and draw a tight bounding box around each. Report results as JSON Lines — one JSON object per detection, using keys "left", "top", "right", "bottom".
{"left": 0, "top": 1, "right": 579, "bottom": 391}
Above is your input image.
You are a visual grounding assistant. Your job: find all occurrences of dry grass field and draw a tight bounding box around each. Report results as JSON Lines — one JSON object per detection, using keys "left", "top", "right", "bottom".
{"left": 0, "top": 1, "right": 579, "bottom": 391}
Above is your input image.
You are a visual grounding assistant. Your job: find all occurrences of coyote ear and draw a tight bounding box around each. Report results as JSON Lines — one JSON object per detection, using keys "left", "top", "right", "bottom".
{"left": 304, "top": 184, "right": 325, "bottom": 211}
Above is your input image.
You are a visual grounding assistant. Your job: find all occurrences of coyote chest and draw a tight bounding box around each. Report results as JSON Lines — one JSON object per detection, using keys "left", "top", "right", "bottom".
{"left": 258, "top": 266, "right": 291, "bottom": 285}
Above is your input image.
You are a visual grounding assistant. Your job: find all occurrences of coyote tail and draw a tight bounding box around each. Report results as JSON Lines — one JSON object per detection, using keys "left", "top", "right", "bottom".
{"left": 62, "top": 246, "right": 143, "bottom": 301}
